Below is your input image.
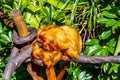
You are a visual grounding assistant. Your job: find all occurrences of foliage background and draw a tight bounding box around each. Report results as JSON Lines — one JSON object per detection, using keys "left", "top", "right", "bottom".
{"left": 0, "top": 0, "right": 120, "bottom": 80}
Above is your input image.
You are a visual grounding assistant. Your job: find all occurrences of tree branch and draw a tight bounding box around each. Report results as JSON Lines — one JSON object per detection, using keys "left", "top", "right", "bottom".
{"left": 68, "top": 56, "right": 120, "bottom": 64}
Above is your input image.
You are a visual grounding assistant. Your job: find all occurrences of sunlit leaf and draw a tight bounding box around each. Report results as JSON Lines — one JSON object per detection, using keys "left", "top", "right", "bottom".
{"left": 3, "top": 4, "right": 12, "bottom": 10}
{"left": 97, "top": 17, "right": 109, "bottom": 24}
{"left": 27, "top": 15, "right": 39, "bottom": 29}
{"left": 21, "top": 2, "right": 29, "bottom": 11}
{"left": 102, "top": 11, "right": 118, "bottom": 18}
{"left": 102, "top": 5, "right": 112, "bottom": 10}
{"left": 85, "top": 39, "right": 99, "bottom": 45}
{"left": 27, "top": 3, "right": 40, "bottom": 12}
{"left": 46, "top": 0, "right": 73, "bottom": 10}
{"left": 105, "top": 19, "right": 116, "bottom": 27}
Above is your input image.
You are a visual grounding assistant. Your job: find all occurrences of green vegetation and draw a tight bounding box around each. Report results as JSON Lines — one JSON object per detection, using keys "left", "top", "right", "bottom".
{"left": 0, "top": 0, "right": 120, "bottom": 80}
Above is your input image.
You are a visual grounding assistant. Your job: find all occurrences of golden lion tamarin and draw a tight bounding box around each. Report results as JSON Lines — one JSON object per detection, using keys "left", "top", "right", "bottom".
{"left": 32, "top": 25, "right": 82, "bottom": 80}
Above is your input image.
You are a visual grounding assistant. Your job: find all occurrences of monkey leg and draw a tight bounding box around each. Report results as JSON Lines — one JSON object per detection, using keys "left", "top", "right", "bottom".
{"left": 46, "top": 66, "right": 57, "bottom": 80}
{"left": 27, "top": 63, "right": 44, "bottom": 80}
{"left": 57, "top": 62, "right": 69, "bottom": 80}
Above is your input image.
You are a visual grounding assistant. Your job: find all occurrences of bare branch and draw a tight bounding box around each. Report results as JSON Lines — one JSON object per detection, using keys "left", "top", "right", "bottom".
{"left": 2, "top": 45, "right": 32, "bottom": 80}
{"left": 68, "top": 56, "right": 120, "bottom": 64}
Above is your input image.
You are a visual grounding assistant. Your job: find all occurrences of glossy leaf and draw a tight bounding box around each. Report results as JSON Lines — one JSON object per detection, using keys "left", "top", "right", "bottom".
{"left": 93, "top": 47, "right": 108, "bottom": 56}
{"left": 78, "top": 71, "right": 92, "bottom": 80}
{"left": 100, "top": 30, "right": 111, "bottom": 40}
{"left": 8, "top": 31, "right": 12, "bottom": 41}
{"left": 86, "top": 45, "right": 102, "bottom": 56}
{"left": 85, "top": 39, "right": 99, "bottom": 45}
{"left": 0, "top": 34, "right": 11, "bottom": 43}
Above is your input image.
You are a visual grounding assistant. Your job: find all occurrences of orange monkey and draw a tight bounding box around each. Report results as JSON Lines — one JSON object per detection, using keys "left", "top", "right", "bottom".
{"left": 32, "top": 25, "right": 82, "bottom": 80}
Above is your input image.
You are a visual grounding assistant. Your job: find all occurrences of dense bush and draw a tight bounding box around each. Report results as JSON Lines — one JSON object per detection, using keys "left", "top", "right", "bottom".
{"left": 0, "top": 0, "right": 120, "bottom": 80}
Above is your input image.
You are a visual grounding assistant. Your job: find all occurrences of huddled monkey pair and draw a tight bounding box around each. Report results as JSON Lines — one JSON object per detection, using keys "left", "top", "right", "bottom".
{"left": 32, "top": 25, "right": 82, "bottom": 80}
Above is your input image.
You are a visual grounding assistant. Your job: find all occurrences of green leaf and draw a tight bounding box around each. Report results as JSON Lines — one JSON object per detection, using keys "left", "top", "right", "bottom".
{"left": 50, "top": 6, "right": 55, "bottom": 21}
{"left": 85, "top": 39, "right": 99, "bottom": 45}
{"left": 86, "top": 45, "right": 102, "bottom": 56}
{"left": 46, "top": 0, "right": 73, "bottom": 10}
{"left": 24, "top": 12, "right": 31, "bottom": 23}
{"left": 21, "top": 2, "right": 29, "bottom": 11}
{"left": 97, "top": 17, "right": 109, "bottom": 24}
{"left": 102, "top": 63, "right": 110, "bottom": 73}
{"left": 105, "top": 19, "right": 116, "bottom": 27}
{"left": 42, "top": 6, "right": 51, "bottom": 21}
{"left": 102, "top": 5, "right": 112, "bottom": 11}
{"left": 112, "top": 20, "right": 120, "bottom": 30}
{"left": 27, "top": 15, "right": 39, "bottom": 29}
{"left": 3, "top": 4, "right": 12, "bottom": 10}
{"left": 88, "top": 9, "right": 92, "bottom": 30}
{"left": 0, "top": 61, "right": 5, "bottom": 68}
{"left": 0, "top": 34, "right": 11, "bottom": 43}
{"left": 112, "top": 72, "right": 120, "bottom": 79}
{"left": 112, "top": 24, "right": 118, "bottom": 30}
{"left": 0, "top": 45, "right": 4, "bottom": 51}
{"left": 100, "top": 48, "right": 109, "bottom": 56}
{"left": 117, "top": 20, "right": 120, "bottom": 26}
{"left": 108, "top": 47, "right": 115, "bottom": 54}
{"left": 8, "top": 31, "right": 12, "bottom": 41}
{"left": 70, "top": 0, "right": 79, "bottom": 25}
{"left": 27, "top": 3, "right": 40, "bottom": 12}
{"left": 94, "top": 47, "right": 108, "bottom": 56}
{"left": 102, "top": 11, "right": 118, "bottom": 18}
{"left": 53, "top": 10, "right": 65, "bottom": 22}
{"left": 100, "top": 30, "right": 111, "bottom": 39}
{"left": 108, "top": 38, "right": 116, "bottom": 47}
{"left": 78, "top": 71, "right": 92, "bottom": 80}
{"left": 0, "top": 22, "right": 2, "bottom": 33}
{"left": 16, "top": 0, "right": 22, "bottom": 9}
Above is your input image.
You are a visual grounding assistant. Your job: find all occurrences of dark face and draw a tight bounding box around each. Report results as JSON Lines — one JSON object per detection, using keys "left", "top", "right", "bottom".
{"left": 37, "top": 35, "right": 47, "bottom": 51}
